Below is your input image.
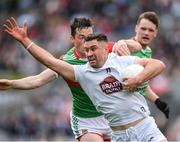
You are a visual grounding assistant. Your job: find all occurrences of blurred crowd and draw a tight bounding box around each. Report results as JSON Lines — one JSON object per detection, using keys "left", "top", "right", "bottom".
{"left": 0, "top": 0, "right": 180, "bottom": 141}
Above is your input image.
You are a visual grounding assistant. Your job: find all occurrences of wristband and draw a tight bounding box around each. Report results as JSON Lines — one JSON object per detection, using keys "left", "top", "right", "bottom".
{"left": 26, "top": 42, "right": 34, "bottom": 50}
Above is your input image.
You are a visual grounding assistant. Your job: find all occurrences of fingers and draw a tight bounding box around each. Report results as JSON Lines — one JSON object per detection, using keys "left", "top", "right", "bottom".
{"left": 122, "top": 77, "right": 128, "bottom": 82}
{"left": 3, "top": 24, "right": 12, "bottom": 33}
{"left": 122, "top": 84, "right": 136, "bottom": 92}
{"left": 23, "top": 21, "right": 27, "bottom": 32}
{"left": 115, "top": 41, "right": 131, "bottom": 56}
{"left": 116, "top": 47, "right": 130, "bottom": 56}
{"left": 122, "top": 77, "right": 137, "bottom": 92}
{"left": 10, "top": 17, "right": 18, "bottom": 27}
{"left": 5, "top": 19, "right": 13, "bottom": 29}
{"left": 3, "top": 17, "right": 17, "bottom": 30}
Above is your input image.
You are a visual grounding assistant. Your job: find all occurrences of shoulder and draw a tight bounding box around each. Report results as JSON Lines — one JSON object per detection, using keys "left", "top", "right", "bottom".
{"left": 61, "top": 47, "right": 80, "bottom": 63}
{"left": 63, "top": 47, "right": 75, "bottom": 59}
{"left": 110, "top": 53, "right": 137, "bottom": 60}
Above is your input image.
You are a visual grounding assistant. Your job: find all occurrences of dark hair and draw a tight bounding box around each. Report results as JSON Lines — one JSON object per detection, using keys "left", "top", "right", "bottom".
{"left": 84, "top": 33, "right": 108, "bottom": 42}
{"left": 70, "top": 17, "right": 92, "bottom": 37}
{"left": 137, "top": 11, "right": 159, "bottom": 29}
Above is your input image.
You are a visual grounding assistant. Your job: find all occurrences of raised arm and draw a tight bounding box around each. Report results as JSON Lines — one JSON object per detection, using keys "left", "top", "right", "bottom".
{"left": 0, "top": 69, "right": 58, "bottom": 90}
{"left": 3, "top": 17, "right": 75, "bottom": 81}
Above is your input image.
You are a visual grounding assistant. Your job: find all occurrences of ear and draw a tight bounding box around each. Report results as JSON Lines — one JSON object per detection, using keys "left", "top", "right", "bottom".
{"left": 70, "top": 35, "right": 74, "bottom": 44}
{"left": 105, "top": 44, "right": 109, "bottom": 52}
{"left": 154, "top": 29, "right": 158, "bottom": 38}
{"left": 135, "top": 25, "right": 138, "bottom": 33}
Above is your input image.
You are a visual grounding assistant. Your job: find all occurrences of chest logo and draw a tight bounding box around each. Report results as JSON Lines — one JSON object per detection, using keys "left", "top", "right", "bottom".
{"left": 99, "top": 75, "right": 123, "bottom": 94}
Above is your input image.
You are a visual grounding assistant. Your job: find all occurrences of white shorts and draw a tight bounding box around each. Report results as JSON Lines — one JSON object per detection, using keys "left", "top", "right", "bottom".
{"left": 111, "top": 116, "right": 166, "bottom": 142}
{"left": 70, "top": 111, "right": 112, "bottom": 139}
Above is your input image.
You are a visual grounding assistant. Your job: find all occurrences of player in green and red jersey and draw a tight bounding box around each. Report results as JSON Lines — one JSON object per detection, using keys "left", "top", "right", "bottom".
{"left": 0, "top": 17, "right": 141, "bottom": 142}
{"left": 114, "top": 11, "right": 169, "bottom": 119}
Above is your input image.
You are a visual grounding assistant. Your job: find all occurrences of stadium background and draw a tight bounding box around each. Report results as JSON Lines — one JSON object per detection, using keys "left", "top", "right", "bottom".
{"left": 0, "top": 0, "right": 180, "bottom": 141}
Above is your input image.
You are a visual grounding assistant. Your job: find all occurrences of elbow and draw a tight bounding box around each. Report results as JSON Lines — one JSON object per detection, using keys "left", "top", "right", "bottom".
{"left": 159, "top": 61, "right": 166, "bottom": 72}
{"left": 45, "top": 58, "right": 57, "bottom": 71}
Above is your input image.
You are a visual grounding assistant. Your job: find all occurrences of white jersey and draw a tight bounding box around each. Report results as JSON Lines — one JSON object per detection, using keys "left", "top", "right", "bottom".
{"left": 73, "top": 53, "right": 150, "bottom": 127}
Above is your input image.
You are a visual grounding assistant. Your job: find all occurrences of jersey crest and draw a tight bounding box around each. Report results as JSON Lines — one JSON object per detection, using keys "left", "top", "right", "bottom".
{"left": 100, "top": 75, "right": 123, "bottom": 94}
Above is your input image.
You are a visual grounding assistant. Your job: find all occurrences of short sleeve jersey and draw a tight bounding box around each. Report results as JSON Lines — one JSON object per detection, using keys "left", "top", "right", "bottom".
{"left": 73, "top": 53, "right": 150, "bottom": 126}
{"left": 61, "top": 42, "right": 115, "bottom": 118}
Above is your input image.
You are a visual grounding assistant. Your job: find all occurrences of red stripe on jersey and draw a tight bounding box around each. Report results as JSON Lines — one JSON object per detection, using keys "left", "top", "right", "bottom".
{"left": 108, "top": 41, "right": 115, "bottom": 53}
{"left": 74, "top": 48, "right": 80, "bottom": 59}
{"left": 59, "top": 52, "right": 80, "bottom": 87}
{"left": 66, "top": 80, "right": 81, "bottom": 87}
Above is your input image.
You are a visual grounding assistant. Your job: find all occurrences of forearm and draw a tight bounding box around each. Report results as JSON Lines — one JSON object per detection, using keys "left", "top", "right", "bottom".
{"left": 136, "top": 59, "right": 166, "bottom": 84}
{"left": 145, "top": 85, "right": 159, "bottom": 102}
{"left": 20, "top": 37, "right": 56, "bottom": 68}
{"left": 11, "top": 76, "right": 43, "bottom": 89}
{"left": 19, "top": 38, "right": 75, "bottom": 81}
{"left": 3, "top": 17, "right": 74, "bottom": 82}
{"left": 0, "top": 77, "right": 41, "bottom": 90}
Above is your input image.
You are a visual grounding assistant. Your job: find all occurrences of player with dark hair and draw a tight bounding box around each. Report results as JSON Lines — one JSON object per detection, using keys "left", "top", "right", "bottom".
{"left": 1, "top": 17, "right": 141, "bottom": 141}
{"left": 3, "top": 21, "right": 167, "bottom": 141}
{"left": 114, "top": 11, "right": 169, "bottom": 119}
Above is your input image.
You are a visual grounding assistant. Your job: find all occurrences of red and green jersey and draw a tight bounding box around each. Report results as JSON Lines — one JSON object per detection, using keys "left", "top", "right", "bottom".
{"left": 132, "top": 46, "right": 152, "bottom": 58}
{"left": 61, "top": 42, "right": 115, "bottom": 118}
{"left": 132, "top": 46, "right": 152, "bottom": 96}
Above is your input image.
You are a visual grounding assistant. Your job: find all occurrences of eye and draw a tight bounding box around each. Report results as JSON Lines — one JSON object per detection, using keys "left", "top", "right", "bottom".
{"left": 85, "top": 48, "right": 89, "bottom": 52}
{"left": 149, "top": 29, "right": 154, "bottom": 32}
{"left": 91, "top": 46, "right": 97, "bottom": 51}
{"left": 141, "top": 27, "right": 146, "bottom": 31}
{"left": 78, "top": 35, "right": 85, "bottom": 40}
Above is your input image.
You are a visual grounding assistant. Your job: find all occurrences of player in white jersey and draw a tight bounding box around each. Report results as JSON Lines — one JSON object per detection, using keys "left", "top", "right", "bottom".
{"left": 1, "top": 17, "right": 143, "bottom": 141}
{"left": 3, "top": 19, "right": 167, "bottom": 141}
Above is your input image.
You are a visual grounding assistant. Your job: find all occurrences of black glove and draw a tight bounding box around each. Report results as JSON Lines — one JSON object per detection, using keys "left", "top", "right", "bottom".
{"left": 155, "top": 98, "right": 169, "bottom": 118}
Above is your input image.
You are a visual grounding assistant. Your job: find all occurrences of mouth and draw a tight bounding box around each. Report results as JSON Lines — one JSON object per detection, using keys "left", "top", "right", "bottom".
{"left": 88, "top": 57, "right": 96, "bottom": 64}
{"left": 142, "top": 36, "right": 150, "bottom": 40}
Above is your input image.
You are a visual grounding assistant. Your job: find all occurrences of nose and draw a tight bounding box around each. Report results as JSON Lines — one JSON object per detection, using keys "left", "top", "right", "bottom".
{"left": 86, "top": 49, "right": 93, "bottom": 57}
{"left": 144, "top": 30, "right": 150, "bottom": 35}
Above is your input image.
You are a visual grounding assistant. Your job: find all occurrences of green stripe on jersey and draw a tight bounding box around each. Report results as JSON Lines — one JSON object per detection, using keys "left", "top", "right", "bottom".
{"left": 63, "top": 47, "right": 103, "bottom": 118}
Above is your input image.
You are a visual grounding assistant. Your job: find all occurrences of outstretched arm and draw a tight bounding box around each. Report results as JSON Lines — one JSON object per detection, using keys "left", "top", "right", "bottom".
{"left": 3, "top": 17, "right": 75, "bottom": 81}
{"left": 0, "top": 69, "right": 58, "bottom": 90}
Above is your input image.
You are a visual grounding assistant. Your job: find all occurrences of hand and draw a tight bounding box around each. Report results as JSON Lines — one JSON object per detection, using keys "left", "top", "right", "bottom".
{"left": 3, "top": 17, "right": 27, "bottom": 42}
{"left": 125, "top": 39, "right": 142, "bottom": 53}
{"left": 155, "top": 98, "right": 169, "bottom": 119}
{"left": 0, "top": 79, "right": 12, "bottom": 90}
{"left": 122, "top": 77, "right": 140, "bottom": 92}
{"left": 113, "top": 40, "right": 131, "bottom": 56}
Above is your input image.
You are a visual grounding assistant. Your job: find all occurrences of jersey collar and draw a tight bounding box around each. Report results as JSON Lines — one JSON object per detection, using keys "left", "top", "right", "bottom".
{"left": 74, "top": 48, "right": 87, "bottom": 61}
{"left": 74, "top": 48, "right": 80, "bottom": 59}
